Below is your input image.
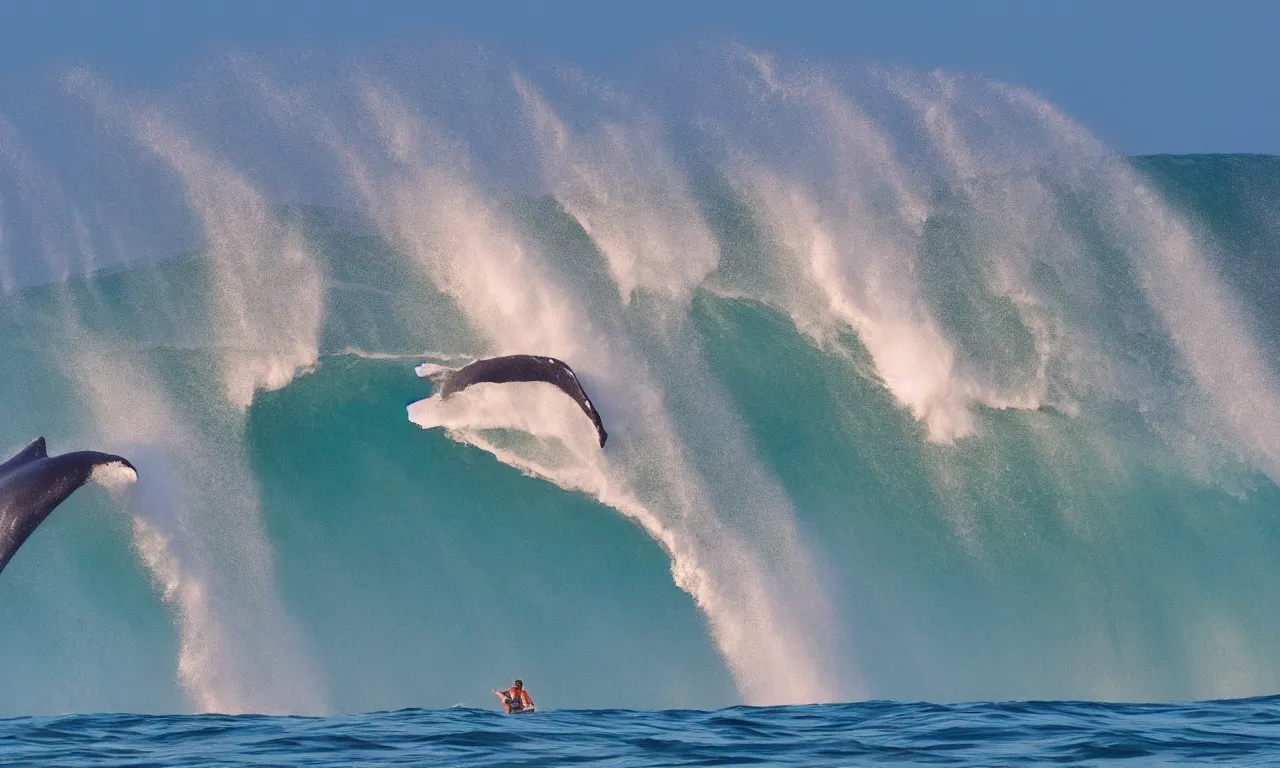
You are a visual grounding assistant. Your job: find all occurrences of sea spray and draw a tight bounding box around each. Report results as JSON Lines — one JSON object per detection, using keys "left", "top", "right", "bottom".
{"left": 67, "top": 335, "right": 328, "bottom": 714}
{"left": 0, "top": 43, "right": 1277, "bottom": 713}
{"left": 1, "top": 80, "right": 329, "bottom": 712}
{"left": 342, "top": 84, "right": 843, "bottom": 704}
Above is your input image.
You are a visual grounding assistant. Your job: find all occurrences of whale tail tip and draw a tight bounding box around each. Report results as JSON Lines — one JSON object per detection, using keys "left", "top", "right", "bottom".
{"left": 89, "top": 457, "right": 138, "bottom": 490}
{"left": 414, "top": 362, "right": 458, "bottom": 392}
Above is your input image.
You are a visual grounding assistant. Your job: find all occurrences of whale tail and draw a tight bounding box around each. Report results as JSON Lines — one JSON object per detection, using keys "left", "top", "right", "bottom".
{"left": 414, "top": 356, "right": 609, "bottom": 447}
{"left": 0, "top": 438, "right": 137, "bottom": 575}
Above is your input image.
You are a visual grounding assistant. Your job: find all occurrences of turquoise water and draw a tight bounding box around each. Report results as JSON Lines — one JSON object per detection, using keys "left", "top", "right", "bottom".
{"left": 1, "top": 46, "right": 1279, "bottom": 746}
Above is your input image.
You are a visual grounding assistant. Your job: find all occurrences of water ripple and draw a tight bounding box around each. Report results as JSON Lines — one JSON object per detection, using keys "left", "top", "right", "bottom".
{"left": 1, "top": 698, "right": 1278, "bottom": 767}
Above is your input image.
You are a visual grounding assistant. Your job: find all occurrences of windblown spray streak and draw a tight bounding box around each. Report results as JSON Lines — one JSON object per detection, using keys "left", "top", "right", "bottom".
{"left": 0, "top": 44, "right": 1277, "bottom": 718}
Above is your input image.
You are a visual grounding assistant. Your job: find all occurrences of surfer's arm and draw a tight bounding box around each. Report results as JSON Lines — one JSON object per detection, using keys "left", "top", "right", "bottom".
{"left": 492, "top": 689, "right": 514, "bottom": 712}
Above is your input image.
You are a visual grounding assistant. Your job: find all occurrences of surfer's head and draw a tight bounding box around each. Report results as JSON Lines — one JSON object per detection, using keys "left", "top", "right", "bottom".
{"left": 513, "top": 680, "right": 523, "bottom": 689}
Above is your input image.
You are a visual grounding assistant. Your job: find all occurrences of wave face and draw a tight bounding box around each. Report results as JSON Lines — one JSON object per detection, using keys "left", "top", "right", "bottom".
{"left": 1, "top": 45, "right": 1279, "bottom": 714}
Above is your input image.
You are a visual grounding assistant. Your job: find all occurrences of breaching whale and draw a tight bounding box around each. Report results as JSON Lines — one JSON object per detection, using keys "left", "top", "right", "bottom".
{"left": 425, "top": 355, "right": 609, "bottom": 447}
{"left": 0, "top": 437, "right": 137, "bottom": 575}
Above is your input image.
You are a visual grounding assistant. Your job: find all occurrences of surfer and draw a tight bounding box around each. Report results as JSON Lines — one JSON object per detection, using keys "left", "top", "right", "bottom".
{"left": 492, "top": 679, "right": 535, "bottom": 713}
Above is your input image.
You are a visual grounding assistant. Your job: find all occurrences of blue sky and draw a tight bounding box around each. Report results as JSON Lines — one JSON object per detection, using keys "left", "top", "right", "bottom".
{"left": 1, "top": 0, "right": 1276, "bottom": 155}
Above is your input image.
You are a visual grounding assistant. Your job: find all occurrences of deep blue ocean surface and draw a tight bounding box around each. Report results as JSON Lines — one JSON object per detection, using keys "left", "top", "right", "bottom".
{"left": 5, "top": 699, "right": 1280, "bottom": 767}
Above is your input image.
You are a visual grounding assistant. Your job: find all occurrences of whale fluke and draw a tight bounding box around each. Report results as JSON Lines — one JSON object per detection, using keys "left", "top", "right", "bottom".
{"left": 0, "top": 437, "right": 137, "bottom": 575}
{"left": 424, "top": 355, "right": 608, "bottom": 447}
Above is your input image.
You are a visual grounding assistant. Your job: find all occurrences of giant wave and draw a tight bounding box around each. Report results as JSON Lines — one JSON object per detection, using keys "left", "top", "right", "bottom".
{"left": 1, "top": 44, "right": 1279, "bottom": 715}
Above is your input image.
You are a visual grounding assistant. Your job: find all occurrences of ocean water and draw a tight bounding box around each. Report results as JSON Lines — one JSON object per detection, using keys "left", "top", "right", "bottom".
{"left": 2, "top": 41, "right": 1280, "bottom": 763}
{"left": 4, "top": 698, "right": 1280, "bottom": 767}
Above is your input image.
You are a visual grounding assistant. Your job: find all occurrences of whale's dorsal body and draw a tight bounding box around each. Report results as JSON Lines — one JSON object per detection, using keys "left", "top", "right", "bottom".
{"left": 0, "top": 437, "right": 137, "bottom": 575}
{"left": 427, "top": 355, "right": 609, "bottom": 447}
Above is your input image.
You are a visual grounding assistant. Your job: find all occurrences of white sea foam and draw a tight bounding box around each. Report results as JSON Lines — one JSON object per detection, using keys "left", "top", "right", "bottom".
{"left": 66, "top": 339, "right": 328, "bottom": 714}
{"left": 515, "top": 75, "right": 719, "bottom": 304}
{"left": 135, "top": 115, "right": 324, "bottom": 409}
{"left": 338, "top": 82, "right": 844, "bottom": 704}
{"left": 6, "top": 43, "right": 1276, "bottom": 711}
{"left": 88, "top": 460, "right": 138, "bottom": 490}
{"left": 65, "top": 70, "right": 325, "bottom": 411}
{"left": 720, "top": 57, "right": 980, "bottom": 442}
{"left": 996, "top": 83, "right": 1280, "bottom": 485}
{"left": 414, "top": 362, "right": 459, "bottom": 380}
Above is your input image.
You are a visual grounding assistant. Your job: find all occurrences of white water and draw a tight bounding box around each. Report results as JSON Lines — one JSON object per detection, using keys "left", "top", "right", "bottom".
{"left": 335, "top": 83, "right": 844, "bottom": 704}
{"left": 69, "top": 338, "right": 327, "bottom": 714}
{"left": 2, "top": 41, "right": 1279, "bottom": 710}
{"left": 0, "top": 77, "right": 330, "bottom": 712}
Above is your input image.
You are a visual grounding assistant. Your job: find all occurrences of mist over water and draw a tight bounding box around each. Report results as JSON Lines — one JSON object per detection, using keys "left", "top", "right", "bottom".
{"left": 0, "top": 42, "right": 1278, "bottom": 715}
